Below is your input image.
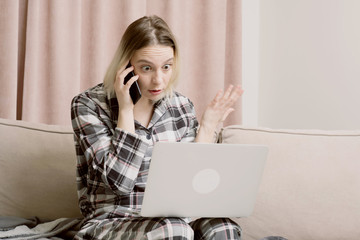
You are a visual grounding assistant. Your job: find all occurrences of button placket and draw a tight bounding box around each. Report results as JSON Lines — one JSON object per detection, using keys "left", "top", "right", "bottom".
{"left": 146, "top": 133, "right": 151, "bottom": 140}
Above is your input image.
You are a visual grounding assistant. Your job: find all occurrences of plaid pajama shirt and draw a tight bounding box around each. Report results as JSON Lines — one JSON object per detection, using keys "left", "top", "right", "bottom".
{"left": 71, "top": 84, "right": 241, "bottom": 239}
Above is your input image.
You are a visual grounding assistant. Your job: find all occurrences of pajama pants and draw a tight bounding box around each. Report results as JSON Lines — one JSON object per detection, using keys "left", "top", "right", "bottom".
{"left": 74, "top": 217, "right": 242, "bottom": 240}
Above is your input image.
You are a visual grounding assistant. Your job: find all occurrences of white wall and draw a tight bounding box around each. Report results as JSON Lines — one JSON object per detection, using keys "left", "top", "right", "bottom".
{"left": 242, "top": 0, "right": 360, "bottom": 130}
{"left": 241, "top": 0, "right": 260, "bottom": 127}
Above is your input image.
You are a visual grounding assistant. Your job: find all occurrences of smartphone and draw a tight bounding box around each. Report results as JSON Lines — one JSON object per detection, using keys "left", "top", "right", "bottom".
{"left": 124, "top": 62, "right": 141, "bottom": 104}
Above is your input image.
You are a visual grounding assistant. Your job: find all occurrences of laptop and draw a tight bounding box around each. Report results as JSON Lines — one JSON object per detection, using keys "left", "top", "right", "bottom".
{"left": 140, "top": 142, "right": 268, "bottom": 218}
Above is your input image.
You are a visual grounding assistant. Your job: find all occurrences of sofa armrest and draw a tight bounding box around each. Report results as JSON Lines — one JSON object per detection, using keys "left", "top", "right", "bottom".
{"left": 219, "top": 125, "right": 360, "bottom": 240}
{"left": 0, "top": 118, "right": 82, "bottom": 220}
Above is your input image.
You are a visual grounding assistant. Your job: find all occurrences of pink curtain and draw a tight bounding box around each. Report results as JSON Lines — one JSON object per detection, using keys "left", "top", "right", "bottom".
{"left": 0, "top": 0, "right": 242, "bottom": 126}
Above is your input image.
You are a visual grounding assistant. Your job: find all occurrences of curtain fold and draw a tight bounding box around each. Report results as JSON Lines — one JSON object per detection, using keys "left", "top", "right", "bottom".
{"left": 0, "top": 0, "right": 20, "bottom": 120}
{"left": 0, "top": 0, "right": 242, "bottom": 126}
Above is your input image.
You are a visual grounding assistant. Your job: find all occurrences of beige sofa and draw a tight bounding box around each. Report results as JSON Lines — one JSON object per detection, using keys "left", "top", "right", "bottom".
{"left": 0, "top": 117, "right": 359, "bottom": 240}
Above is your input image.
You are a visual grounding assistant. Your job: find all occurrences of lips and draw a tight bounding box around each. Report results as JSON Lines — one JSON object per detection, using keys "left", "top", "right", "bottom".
{"left": 149, "top": 89, "right": 162, "bottom": 95}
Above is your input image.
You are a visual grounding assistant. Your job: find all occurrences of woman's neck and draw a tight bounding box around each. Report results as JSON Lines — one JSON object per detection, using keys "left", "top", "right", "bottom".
{"left": 133, "top": 98, "right": 154, "bottom": 128}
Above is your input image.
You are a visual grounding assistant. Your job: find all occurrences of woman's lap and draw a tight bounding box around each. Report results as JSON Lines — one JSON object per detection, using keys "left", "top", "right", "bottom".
{"left": 190, "top": 218, "right": 242, "bottom": 240}
{"left": 74, "top": 217, "right": 241, "bottom": 240}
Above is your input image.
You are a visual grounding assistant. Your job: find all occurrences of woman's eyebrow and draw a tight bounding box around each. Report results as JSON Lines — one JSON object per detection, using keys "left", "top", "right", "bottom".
{"left": 136, "top": 58, "right": 174, "bottom": 65}
{"left": 136, "top": 59, "right": 152, "bottom": 64}
{"left": 164, "top": 57, "right": 174, "bottom": 63}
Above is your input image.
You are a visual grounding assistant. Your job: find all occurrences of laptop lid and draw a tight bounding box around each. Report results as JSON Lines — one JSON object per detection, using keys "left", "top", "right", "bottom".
{"left": 140, "top": 142, "right": 268, "bottom": 218}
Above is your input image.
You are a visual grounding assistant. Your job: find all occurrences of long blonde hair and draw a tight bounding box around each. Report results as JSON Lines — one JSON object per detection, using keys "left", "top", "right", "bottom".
{"left": 103, "top": 15, "right": 180, "bottom": 98}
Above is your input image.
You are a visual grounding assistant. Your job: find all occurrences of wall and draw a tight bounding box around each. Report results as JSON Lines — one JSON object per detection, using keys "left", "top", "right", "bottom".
{"left": 243, "top": 0, "right": 360, "bottom": 130}
{"left": 242, "top": 0, "right": 260, "bottom": 127}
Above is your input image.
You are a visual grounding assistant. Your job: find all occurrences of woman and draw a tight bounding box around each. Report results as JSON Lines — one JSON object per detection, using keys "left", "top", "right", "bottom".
{"left": 71, "top": 15, "right": 243, "bottom": 239}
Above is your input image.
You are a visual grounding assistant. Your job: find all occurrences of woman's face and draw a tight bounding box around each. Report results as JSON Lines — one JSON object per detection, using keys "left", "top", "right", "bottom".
{"left": 131, "top": 45, "right": 174, "bottom": 102}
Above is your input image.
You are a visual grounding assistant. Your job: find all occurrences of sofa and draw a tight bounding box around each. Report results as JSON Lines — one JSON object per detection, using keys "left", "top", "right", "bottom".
{"left": 0, "top": 117, "right": 359, "bottom": 240}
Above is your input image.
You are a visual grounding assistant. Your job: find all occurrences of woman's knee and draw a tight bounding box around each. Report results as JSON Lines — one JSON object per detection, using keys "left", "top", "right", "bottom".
{"left": 147, "top": 218, "right": 194, "bottom": 240}
{"left": 191, "top": 218, "right": 242, "bottom": 240}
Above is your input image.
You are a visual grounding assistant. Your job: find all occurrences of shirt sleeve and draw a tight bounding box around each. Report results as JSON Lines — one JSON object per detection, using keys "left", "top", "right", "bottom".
{"left": 71, "top": 94, "right": 149, "bottom": 195}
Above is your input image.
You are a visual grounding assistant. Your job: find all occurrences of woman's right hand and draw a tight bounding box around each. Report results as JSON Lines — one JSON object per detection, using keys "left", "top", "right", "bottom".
{"left": 114, "top": 63, "right": 139, "bottom": 133}
{"left": 114, "top": 64, "right": 139, "bottom": 111}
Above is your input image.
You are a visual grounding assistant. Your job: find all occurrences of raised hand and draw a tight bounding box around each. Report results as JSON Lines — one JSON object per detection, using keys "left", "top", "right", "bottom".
{"left": 196, "top": 85, "right": 243, "bottom": 142}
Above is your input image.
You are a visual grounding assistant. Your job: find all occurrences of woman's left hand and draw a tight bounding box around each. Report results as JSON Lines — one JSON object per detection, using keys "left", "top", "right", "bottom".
{"left": 196, "top": 85, "right": 243, "bottom": 142}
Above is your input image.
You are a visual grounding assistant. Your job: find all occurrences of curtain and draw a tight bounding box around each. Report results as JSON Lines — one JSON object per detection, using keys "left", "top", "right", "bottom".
{"left": 0, "top": 0, "right": 242, "bottom": 126}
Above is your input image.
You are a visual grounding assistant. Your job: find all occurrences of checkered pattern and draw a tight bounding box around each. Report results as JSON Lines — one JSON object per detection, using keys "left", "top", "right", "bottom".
{"left": 190, "top": 218, "right": 242, "bottom": 240}
{"left": 74, "top": 217, "right": 241, "bottom": 240}
{"left": 71, "top": 84, "right": 198, "bottom": 220}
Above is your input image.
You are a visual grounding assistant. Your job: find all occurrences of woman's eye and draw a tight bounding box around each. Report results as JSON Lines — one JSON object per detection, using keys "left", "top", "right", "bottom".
{"left": 141, "top": 66, "right": 152, "bottom": 72}
{"left": 163, "top": 64, "right": 172, "bottom": 70}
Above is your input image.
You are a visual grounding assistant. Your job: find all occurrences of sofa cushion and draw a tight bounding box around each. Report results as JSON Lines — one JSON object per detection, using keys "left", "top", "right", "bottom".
{"left": 219, "top": 126, "right": 360, "bottom": 240}
{"left": 0, "top": 118, "right": 82, "bottom": 220}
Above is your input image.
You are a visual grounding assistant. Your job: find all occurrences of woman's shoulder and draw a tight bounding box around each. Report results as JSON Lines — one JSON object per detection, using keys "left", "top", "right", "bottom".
{"left": 72, "top": 83, "right": 108, "bottom": 105}
{"left": 160, "top": 91, "right": 196, "bottom": 117}
{"left": 71, "top": 83, "right": 115, "bottom": 120}
{"left": 167, "top": 91, "right": 195, "bottom": 107}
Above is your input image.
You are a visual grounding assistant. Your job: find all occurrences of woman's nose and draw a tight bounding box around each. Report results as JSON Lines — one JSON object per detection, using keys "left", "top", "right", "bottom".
{"left": 152, "top": 69, "right": 163, "bottom": 84}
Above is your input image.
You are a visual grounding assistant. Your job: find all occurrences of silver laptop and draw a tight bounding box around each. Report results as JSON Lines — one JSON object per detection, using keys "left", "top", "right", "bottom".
{"left": 140, "top": 142, "right": 268, "bottom": 218}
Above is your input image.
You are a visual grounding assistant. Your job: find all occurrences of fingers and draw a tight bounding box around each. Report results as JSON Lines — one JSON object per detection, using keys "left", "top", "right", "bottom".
{"left": 222, "top": 85, "right": 234, "bottom": 100}
{"left": 233, "top": 85, "right": 244, "bottom": 98}
{"left": 115, "top": 65, "right": 139, "bottom": 89}
{"left": 201, "top": 85, "right": 243, "bottom": 131}
{"left": 116, "top": 65, "right": 135, "bottom": 84}
{"left": 213, "top": 85, "right": 243, "bottom": 108}
{"left": 125, "top": 74, "right": 139, "bottom": 88}
{"left": 226, "top": 85, "right": 243, "bottom": 107}
{"left": 211, "top": 89, "right": 223, "bottom": 105}
{"left": 212, "top": 85, "right": 242, "bottom": 119}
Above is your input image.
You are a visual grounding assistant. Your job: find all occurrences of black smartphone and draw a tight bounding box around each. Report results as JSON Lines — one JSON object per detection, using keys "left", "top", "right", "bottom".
{"left": 124, "top": 62, "right": 141, "bottom": 104}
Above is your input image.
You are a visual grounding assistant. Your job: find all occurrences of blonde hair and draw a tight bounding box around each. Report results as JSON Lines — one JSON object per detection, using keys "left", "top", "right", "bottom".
{"left": 103, "top": 15, "right": 180, "bottom": 99}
